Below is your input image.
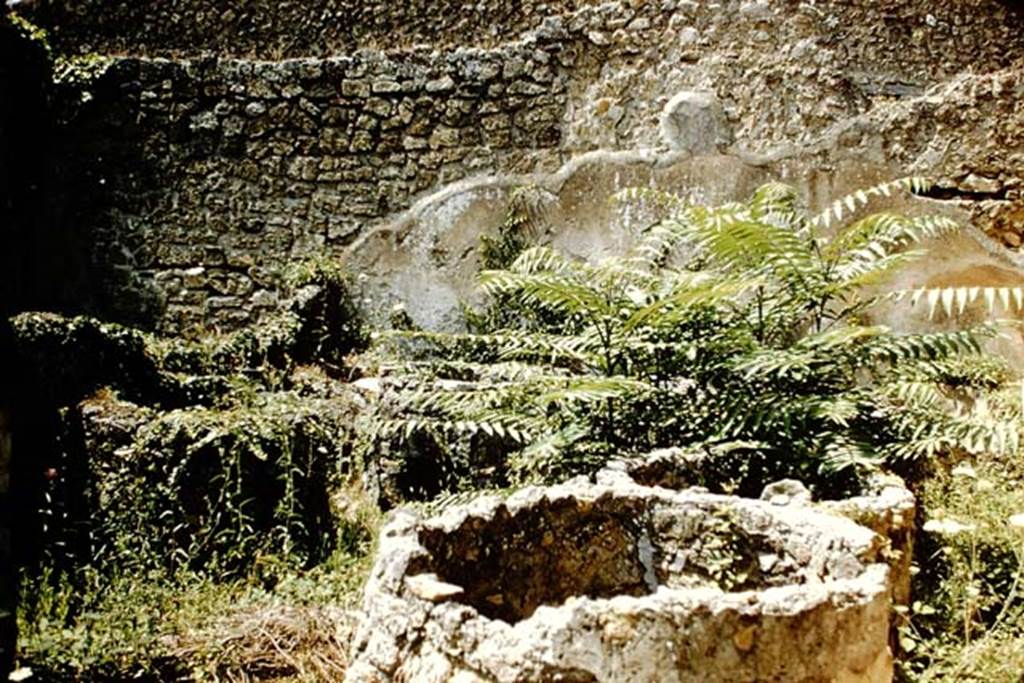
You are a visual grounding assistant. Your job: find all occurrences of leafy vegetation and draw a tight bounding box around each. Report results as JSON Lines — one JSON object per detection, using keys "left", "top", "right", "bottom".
{"left": 364, "top": 178, "right": 1019, "bottom": 497}
{"left": 15, "top": 380, "right": 376, "bottom": 681}
{"left": 899, "top": 445, "right": 1024, "bottom": 680}
{"left": 17, "top": 536, "right": 374, "bottom": 681}
{"left": 9, "top": 260, "right": 374, "bottom": 681}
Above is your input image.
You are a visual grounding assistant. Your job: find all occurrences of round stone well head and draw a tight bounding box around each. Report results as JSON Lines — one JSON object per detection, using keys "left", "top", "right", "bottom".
{"left": 598, "top": 447, "right": 917, "bottom": 607}
{"left": 346, "top": 480, "right": 893, "bottom": 683}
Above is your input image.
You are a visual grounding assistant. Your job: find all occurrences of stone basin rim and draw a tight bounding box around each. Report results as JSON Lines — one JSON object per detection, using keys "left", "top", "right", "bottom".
{"left": 405, "top": 562, "right": 892, "bottom": 623}
{"left": 388, "top": 479, "right": 888, "bottom": 624}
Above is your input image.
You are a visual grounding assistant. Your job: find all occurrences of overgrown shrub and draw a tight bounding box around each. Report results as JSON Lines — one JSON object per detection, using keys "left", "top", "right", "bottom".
{"left": 8, "top": 313, "right": 165, "bottom": 406}
{"left": 8, "top": 259, "right": 373, "bottom": 679}
{"left": 364, "top": 179, "right": 1022, "bottom": 497}
{"left": 87, "top": 391, "right": 359, "bottom": 574}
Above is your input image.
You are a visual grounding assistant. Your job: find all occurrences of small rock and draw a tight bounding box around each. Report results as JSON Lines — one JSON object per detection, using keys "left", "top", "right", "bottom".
{"left": 371, "top": 79, "right": 402, "bottom": 94}
{"left": 603, "top": 614, "right": 635, "bottom": 641}
{"left": 1003, "top": 231, "right": 1022, "bottom": 248}
{"left": 425, "top": 76, "right": 456, "bottom": 93}
{"left": 189, "top": 110, "right": 219, "bottom": 132}
{"left": 739, "top": 1, "right": 772, "bottom": 20}
{"left": 406, "top": 574, "right": 464, "bottom": 602}
{"left": 733, "top": 624, "right": 757, "bottom": 652}
{"left": 429, "top": 126, "right": 460, "bottom": 148}
{"left": 353, "top": 377, "right": 383, "bottom": 394}
{"left": 962, "top": 173, "right": 1002, "bottom": 194}
{"left": 760, "top": 480, "right": 812, "bottom": 506}
{"left": 341, "top": 80, "right": 371, "bottom": 98}
{"left": 678, "top": 26, "right": 699, "bottom": 45}
{"left": 244, "top": 102, "right": 266, "bottom": 117}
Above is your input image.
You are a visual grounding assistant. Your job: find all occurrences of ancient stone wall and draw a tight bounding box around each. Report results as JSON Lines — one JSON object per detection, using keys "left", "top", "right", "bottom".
{"left": 59, "top": 46, "right": 568, "bottom": 332}
{"left": 14, "top": 0, "right": 1024, "bottom": 333}
{"left": 21, "top": 0, "right": 607, "bottom": 57}
{"left": 20, "top": 0, "right": 1024, "bottom": 68}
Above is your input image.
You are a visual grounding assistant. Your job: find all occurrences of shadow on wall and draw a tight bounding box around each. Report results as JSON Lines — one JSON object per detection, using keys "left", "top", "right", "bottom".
{"left": 1, "top": 12, "right": 166, "bottom": 327}
{"left": 48, "top": 58, "right": 173, "bottom": 328}
{"left": 1, "top": 13, "right": 166, "bottom": 674}
{"left": 1, "top": 14, "right": 86, "bottom": 319}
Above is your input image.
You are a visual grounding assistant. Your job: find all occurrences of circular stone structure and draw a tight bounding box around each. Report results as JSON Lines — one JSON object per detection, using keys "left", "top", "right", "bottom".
{"left": 346, "top": 479, "right": 894, "bottom": 682}
{"left": 598, "top": 448, "right": 916, "bottom": 607}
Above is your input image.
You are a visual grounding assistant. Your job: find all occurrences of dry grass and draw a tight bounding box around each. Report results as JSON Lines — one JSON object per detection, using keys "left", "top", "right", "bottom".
{"left": 170, "top": 602, "right": 357, "bottom": 682}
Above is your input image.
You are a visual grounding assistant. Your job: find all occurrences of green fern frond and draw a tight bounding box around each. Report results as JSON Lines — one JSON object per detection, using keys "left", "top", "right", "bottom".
{"left": 811, "top": 177, "right": 932, "bottom": 229}
{"left": 536, "top": 376, "right": 652, "bottom": 407}
{"left": 810, "top": 395, "right": 862, "bottom": 427}
{"left": 821, "top": 433, "right": 880, "bottom": 472}
{"left": 748, "top": 182, "right": 804, "bottom": 233}
{"left": 824, "top": 213, "right": 957, "bottom": 265}
{"left": 506, "top": 245, "right": 575, "bottom": 275}
{"left": 831, "top": 249, "right": 927, "bottom": 291}
{"left": 623, "top": 273, "right": 760, "bottom": 332}
{"left": 750, "top": 182, "right": 799, "bottom": 215}
{"left": 479, "top": 270, "right": 613, "bottom": 320}
{"left": 881, "top": 379, "right": 949, "bottom": 408}
{"left": 494, "top": 330, "right": 603, "bottom": 366}
{"left": 733, "top": 348, "right": 820, "bottom": 380}
{"left": 679, "top": 207, "right": 816, "bottom": 278}
{"left": 479, "top": 185, "right": 551, "bottom": 269}
{"left": 633, "top": 221, "right": 689, "bottom": 269}
{"left": 885, "top": 409, "right": 1021, "bottom": 461}
{"left": 861, "top": 328, "right": 986, "bottom": 363}
{"left": 511, "top": 423, "right": 592, "bottom": 482}
{"left": 890, "top": 286, "right": 1024, "bottom": 319}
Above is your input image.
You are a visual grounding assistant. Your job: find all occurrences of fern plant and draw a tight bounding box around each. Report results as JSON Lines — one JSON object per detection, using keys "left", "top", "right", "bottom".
{"left": 362, "top": 178, "right": 1022, "bottom": 497}
{"left": 364, "top": 240, "right": 756, "bottom": 486}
